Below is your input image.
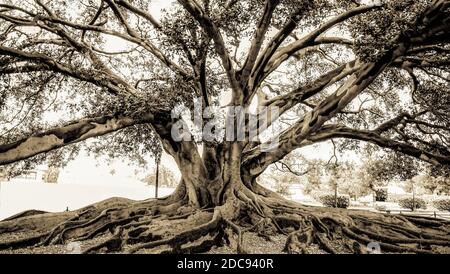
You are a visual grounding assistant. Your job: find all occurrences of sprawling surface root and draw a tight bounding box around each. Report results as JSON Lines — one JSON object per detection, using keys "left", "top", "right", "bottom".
{"left": 268, "top": 201, "right": 450, "bottom": 254}
{"left": 0, "top": 186, "right": 449, "bottom": 254}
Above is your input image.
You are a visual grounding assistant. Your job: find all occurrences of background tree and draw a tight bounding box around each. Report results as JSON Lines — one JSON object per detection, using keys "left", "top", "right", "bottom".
{"left": 0, "top": 0, "right": 449, "bottom": 254}
{"left": 362, "top": 151, "right": 421, "bottom": 186}
{"left": 263, "top": 152, "right": 308, "bottom": 196}
{"left": 424, "top": 176, "right": 450, "bottom": 195}
{"left": 42, "top": 166, "right": 59, "bottom": 184}
{"left": 302, "top": 159, "right": 372, "bottom": 200}
{"left": 334, "top": 163, "right": 373, "bottom": 200}
{"left": 425, "top": 165, "right": 450, "bottom": 195}
{"left": 142, "top": 165, "right": 178, "bottom": 188}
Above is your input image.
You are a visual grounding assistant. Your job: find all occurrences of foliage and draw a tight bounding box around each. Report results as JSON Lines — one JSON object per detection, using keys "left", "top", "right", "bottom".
{"left": 304, "top": 159, "right": 373, "bottom": 199}
{"left": 319, "top": 194, "right": 350, "bottom": 209}
{"left": 401, "top": 176, "right": 435, "bottom": 196}
{"left": 398, "top": 197, "right": 427, "bottom": 211}
{"left": 42, "top": 167, "right": 60, "bottom": 184}
{"left": 275, "top": 181, "right": 291, "bottom": 196}
{"left": 363, "top": 152, "right": 420, "bottom": 183}
{"left": 374, "top": 204, "right": 388, "bottom": 212}
{"left": 426, "top": 177, "right": 450, "bottom": 196}
{"left": 421, "top": 165, "right": 450, "bottom": 195}
{"left": 429, "top": 165, "right": 450, "bottom": 178}
{"left": 433, "top": 200, "right": 450, "bottom": 212}
{"left": 374, "top": 188, "right": 388, "bottom": 202}
{"left": 142, "top": 165, "right": 178, "bottom": 188}
{"left": 304, "top": 160, "right": 324, "bottom": 195}
{"left": 350, "top": 0, "right": 430, "bottom": 61}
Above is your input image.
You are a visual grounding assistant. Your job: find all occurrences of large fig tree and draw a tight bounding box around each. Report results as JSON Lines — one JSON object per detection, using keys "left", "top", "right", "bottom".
{"left": 0, "top": 0, "right": 449, "bottom": 253}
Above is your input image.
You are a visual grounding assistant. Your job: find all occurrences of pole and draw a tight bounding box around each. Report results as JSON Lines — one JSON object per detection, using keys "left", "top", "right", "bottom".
{"left": 155, "top": 160, "right": 159, "bottom": 199}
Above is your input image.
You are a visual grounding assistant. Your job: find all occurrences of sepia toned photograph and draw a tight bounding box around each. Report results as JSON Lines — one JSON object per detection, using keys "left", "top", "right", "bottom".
{"left": 0, "top": 0, "right": 449, "bottom": 258}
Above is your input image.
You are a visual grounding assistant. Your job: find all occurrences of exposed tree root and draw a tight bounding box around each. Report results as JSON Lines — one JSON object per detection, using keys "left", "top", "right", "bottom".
{"left": 0, "top": 187, "right": 449, "bottom": 254}
{"left": 2, "top": 210, "right": 49, "bottom": 222}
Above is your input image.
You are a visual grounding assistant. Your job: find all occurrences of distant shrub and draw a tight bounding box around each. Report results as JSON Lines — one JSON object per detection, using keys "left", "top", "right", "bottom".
{"left": 275, "top": 183, "right": 290, "bottom": 196}
{"left": 398, "top": 198, "right": 427, "bottom": 211}
{"left": 433, "top": 200, "right": 450, "bottom": 212}
{"left": 319, "top": 195, "right": 349, "bottom": 209}
{"left": 374, "top": 188, "right": 387, "bottom": 202}
{"left": 374, "top": 204, "right": 387, "bottom": 212}
{"left": 386, "top": 193, "right": 408, "bottom": 203}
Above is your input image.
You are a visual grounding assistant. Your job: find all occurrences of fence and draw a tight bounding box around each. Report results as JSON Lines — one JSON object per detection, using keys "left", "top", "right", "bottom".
{"left": 379, "top": 209, "right": 450, "bottom": 221}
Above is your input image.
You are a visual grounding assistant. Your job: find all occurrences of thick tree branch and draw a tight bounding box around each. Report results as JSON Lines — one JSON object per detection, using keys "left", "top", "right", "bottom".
{"left": 0, "top": 113, "right": 155, "bottom": 165}
{"left": 239, "top": 0, "right": 280, "bottom": 88}
{"left": 114, "top": 0, "right": 162, "bottom": 29}
{"left": 177, "top": 0, "right": 242, "bottom": 101}
{"left": 314, "top": 126, "right": 450, "bottom": 166}
{"left": 243, "top": 40, "right": 411, "bottom": 176}
{"left": 264, "top": 60, "right": 360, "bottom": 116}
{"left": 0, "top": 4, "right": 190, "bottom": 79}
{"left": 0, "top": 45, "right": 134, "bottom": 97}
{"left": 247, "top": 4, "right": 380, "bottom": 99}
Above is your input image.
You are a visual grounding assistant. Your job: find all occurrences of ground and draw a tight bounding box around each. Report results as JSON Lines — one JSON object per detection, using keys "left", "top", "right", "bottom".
{"left": 0, "top": 230, "right": 292, "bottom": 254}
{"left": 0, "top": 195, "right": 449, "bottom": 254}
{"left": 1, "top": 226, "right": 448, "bottom": 254}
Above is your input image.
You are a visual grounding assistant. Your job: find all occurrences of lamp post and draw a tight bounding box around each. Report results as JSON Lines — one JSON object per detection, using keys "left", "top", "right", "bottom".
{"left": 412, "top": 180, "right": 416, "bottom": 212}
{"left": 155, "top": 160, "right": 159, "bottom": 199}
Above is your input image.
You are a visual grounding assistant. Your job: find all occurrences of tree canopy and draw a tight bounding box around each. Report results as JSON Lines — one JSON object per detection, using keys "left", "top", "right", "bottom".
{"left": 0, "top": 0, "right": 449, "bottom": 174}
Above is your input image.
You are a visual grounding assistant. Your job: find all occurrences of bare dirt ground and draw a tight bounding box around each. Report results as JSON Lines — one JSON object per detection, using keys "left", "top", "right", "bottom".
{"left": 0, "top": 208, "right": 448, "bottom": 254}
{"left": 0, "top": 230, "right": 318, "bottom": 254}
{"left": 0, "top": 229, "right": 448, "bottom": 254}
